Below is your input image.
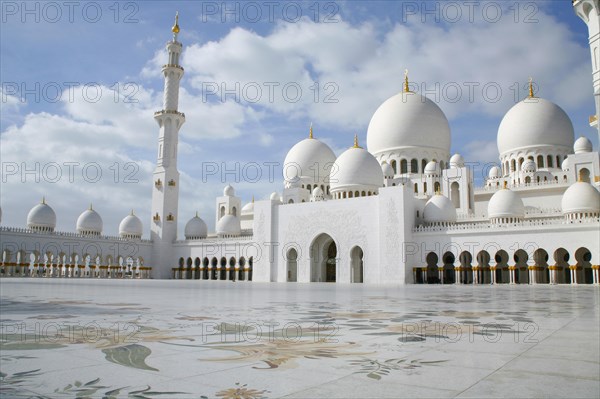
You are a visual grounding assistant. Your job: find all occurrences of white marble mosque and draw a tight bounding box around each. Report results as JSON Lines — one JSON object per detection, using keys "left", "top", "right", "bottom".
{"left": 1, "top": 3, "right": 600, "bottom": 287}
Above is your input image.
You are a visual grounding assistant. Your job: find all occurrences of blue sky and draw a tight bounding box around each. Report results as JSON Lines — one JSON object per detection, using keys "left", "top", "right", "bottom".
{"left": 1, "top": 0, "right": 596, "bottom": 236}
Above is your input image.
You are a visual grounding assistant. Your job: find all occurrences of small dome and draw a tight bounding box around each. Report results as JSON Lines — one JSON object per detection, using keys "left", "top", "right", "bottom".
{"left": 312, "top": 186, "right": 324, "bottom": 196}
{"left": 561, "top": 157, "right": 570, "bottom": 172}
{"left": 241, "top": 200, "right": 254, "bottom": 214}
{"left": 488, "top": 166, "right": 501, "bottom": 179}
{"left": 216, "top": 214, "right": 241, "bottom": 237}
{"left": 423, "top": 194, "right": 457, "bottom": 224}
{"left": 574, "top": 136, "right": 593, "bottom": 154}
{"left": 367, "top": 91, "right": 451, "bottom": 156}
{"left": 330, "top": 144, "right": 384, "bottom": 193}
{"left": 497, "top": 97, "right": 574, "bottom": 156}
{"left": 27, "top": 199, "right": 57, "bottom": 232}
{"left": 270, "top": 192, "right": 280, "bottom": 201}
{"left": 424, "top": 161, "right": 440, "bottom": 175}
{"left": 76, "top": 206, "right": 103, "bottom": 235}
{"left": 184, "top": 214, "right": 208, "bottom": 239}
{"left": 521, "top": 159, "right": 536, "bottom": 173}
{"left": 119, "top": 212, "right": 143, "bottom": 239}
{"left": 223, "top": 184, "right": 235, "bottom": 196}
{"left": 449, "top": 153, "right": 464, "bottom": 168}
{"left": 283, "top": 136, "right": 336, "bottom": 185}
{"left": 561, "top": 181, "right": 600, "bottom": 216}
{"left": 381, "top": 162, "right": 394, "bottom": 179}
{"left": 488, "top": 189, "right": 525, "bottom": 220}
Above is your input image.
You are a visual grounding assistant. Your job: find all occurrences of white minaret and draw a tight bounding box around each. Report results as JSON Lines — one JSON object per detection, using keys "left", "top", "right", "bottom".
{"left": 574, "top": 0, "right": 600, "bottom": 143}
{"left": 151, "top": 12, "right": 185, "bottom": 278}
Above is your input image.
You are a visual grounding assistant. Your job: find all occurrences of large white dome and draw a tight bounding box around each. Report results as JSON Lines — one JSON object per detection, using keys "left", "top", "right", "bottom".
{"left": 488, "top": 189, "right": 525, "bottom": 220}
{"left": 497, "top": 97, "right": 574, "bottom": 156}
{"left": 330, "top": 143, "right": 384, "bottom": 193}
{"left": 423, "top": 194, "right": 456, "bottom": 224}
{"left": 283, "top": 137, "right": 336, "bottom": 186}
{"left": 27, "top": 199, "right": 57, "bottom": 232}
{"left": 185, "top": 214, "right": 208, "bottom": 239}
{"left": 76, "top": 206, "right": 103, "bottom": 235}
{"left": 216, "top": 214, "right": 241, "bottom": 237}
{"left": 119, "top": 212, "right": 143, "bottom": 238}
{"left": 561, "top": 182, "right": 600, "bottom": 216}
{"left": 367, "top": 91, "right": 451, "bottom": 156}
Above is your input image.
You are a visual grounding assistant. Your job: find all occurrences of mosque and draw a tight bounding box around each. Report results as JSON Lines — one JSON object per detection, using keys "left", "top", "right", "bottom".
{"left": 1, "top": 3, "right": 599, "bottom": 285}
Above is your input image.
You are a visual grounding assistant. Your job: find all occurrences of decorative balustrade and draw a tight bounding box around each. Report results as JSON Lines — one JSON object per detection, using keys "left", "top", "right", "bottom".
{"left": 413, "top": 216, "right": 600, "bottom": 233}
{"left": 0, "top": 226, "right": 152, "bottom": 243}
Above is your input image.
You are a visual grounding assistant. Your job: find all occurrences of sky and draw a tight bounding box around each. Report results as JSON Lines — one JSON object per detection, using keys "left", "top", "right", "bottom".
{"left": 0, "top": 0, "right": 596, "bottom": 237}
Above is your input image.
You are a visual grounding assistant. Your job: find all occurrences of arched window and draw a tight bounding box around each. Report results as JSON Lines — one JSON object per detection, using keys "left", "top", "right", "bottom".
{"left": 537, "top": 155, "right": 544, "bottom": 168}
{"left": 547, "top": 155, "right": 553, "bottom": 168}
{"left": 421, "top": 159, "right": 428, "bottom": 173}
{"left": 355, "top": 191, "right": 359, "bottom": 197}
{"left": 414, "top": 183, "right": 418, "bottom": 193}
{"left": 423, "top": 182, "right": 428, "bottom": 193}
{"left": 579, "top": 168, "right": 591, "bottom": 183}
{"left": 220, "top": 206, "right": 225, "bottom": 218}
{"left": 288, "top": 199, "right": 294, "bottom": 204}
{"left": 511, "top": 159, "right": 516, "bottom": 172}
{"left": 400, "top": 159, "right": 408, "bottom": 174}
{"left": 411, "top": 159, "right": 418, "bottom": 173}
{"left": 451, "top": 182, "right": 460, "bottom": 208}
{"left": 434, "top": 182, "right": 441, "bottom": 192}
{"left": 391, "top": 160, "right": 397, "bottom": 174}
{"left": 232, "top": 206, "right": 237, "bottom": 217}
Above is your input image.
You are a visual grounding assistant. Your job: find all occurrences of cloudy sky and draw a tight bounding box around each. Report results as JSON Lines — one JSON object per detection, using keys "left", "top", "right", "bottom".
{"left": 0, "top": 0, "right": 596, "bottom": 237}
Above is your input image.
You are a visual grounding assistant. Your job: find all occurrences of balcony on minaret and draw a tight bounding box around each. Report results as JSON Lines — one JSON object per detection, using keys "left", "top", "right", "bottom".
{"left": 162, "top": 64, "right": 184, "bottom": 72}
{"left": 166, "top": 213, "right": 175, "bottom": 222}
{"left": 153, "top": 213, "right": 161, "bottom": 222}
{"left": 168, "top": 179, "right": 177, "bottom": 187}
{"left": 155, "top": 179, "right": 162, "bottom": 188}
{"left": 154, "top": 110, "right": 185, "bottom": 118}
{"left": 590, "top": 115, "right": 598, "bottom": 127}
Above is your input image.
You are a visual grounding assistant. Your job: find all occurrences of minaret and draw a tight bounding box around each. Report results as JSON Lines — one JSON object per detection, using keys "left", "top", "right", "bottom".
{"left": 151, "top": 12, "right": 185, "bottom": 278}
{"left": 574, "top": 0, "right": 600, "bottom": 143}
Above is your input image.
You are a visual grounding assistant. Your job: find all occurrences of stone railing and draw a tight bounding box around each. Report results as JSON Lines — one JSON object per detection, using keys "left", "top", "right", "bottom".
{"left": 0, "top": 226, "right": 152, "bottom": 243}
{"left": 413, "top": 216, "right": 600, "bottom": 233}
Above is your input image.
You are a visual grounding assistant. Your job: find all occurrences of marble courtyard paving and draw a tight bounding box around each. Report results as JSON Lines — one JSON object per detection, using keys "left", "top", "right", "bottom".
{"left": 0, "top": 280, "right": 598, "bottom": 398}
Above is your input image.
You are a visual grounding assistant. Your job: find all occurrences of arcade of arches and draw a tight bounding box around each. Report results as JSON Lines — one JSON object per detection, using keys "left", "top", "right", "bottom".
{"left": 416, "top": 247, "right": 598, "bottom": 285}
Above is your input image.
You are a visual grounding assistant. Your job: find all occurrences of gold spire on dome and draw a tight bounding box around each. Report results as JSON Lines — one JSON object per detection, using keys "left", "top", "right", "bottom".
{"left": 195, "top": 211, "right": 199, "bottom": 218}
{"left": 404, "top": 69, "right": 410, "bottom": 93}
{"left": 89, "top": 203, "right": 93, "bottom": 211}
{"left": 353, "top": 134, "right": 362, "bottom": 148}
{"left": 130, "top": 209, "right": 135, "bottom": 216}
{"left": 528, "top": 77, "right": 535, "bottom": 98}
{"left": 252, "top": 195, "right": 255, "bottom": 203}
{"left": 41, "top": 197, "right": 46, "bottom": 204}
{"left": 309, "top": 122, "right": 313, "bottom": 139}
{"left": 172, "top": 12, "right": 180, "bottom": 34}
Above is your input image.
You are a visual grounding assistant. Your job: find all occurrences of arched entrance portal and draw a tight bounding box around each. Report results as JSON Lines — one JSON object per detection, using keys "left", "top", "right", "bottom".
{"left": 287, "top": 248, "right": 298, "bottom": 282}
{"left": 350, "top": 246, "right": 364, "bottom": 283}
{"left": 310, "top": 233, "right": 337, "bottom": 282}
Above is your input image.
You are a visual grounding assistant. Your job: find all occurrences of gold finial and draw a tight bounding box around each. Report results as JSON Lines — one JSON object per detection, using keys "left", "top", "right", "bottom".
{"left": 89, "top": 203, "right": 93, "bottom": 211}
{"left": 503, "top": 181, "right": 508, "bottom": 189}
{"left": 172, "top": 11, "right": 180, "bottom": 35}
{"left": 130, "top": 209, "right": 135, "bottom": 216}
{"left": 404, "top": 69, "right": 410, "bottom": 93}
{"left": 252, "top": 195, "right": 255, "bottom": 203}
{"left": 528, "top": 77, "right": 534, "bottom": 98}
{"left": 353, "top": 134, "right": 361, "bottom": 148}
{"left": 309, "top": 122, "right": 313, "bottom": 139}
{"left": 195, "top": 211, "right": 198, "bottom": 217}
{"left": 41, "top": 196, "right": 46, "bottom": 204}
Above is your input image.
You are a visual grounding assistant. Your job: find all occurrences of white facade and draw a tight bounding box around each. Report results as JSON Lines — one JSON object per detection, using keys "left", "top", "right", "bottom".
{"left": 1, "top": 12, "right": 599, "bottom": 285}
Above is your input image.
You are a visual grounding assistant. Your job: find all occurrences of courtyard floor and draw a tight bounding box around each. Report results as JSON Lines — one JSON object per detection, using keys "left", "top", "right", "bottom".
{"left": 0, "top": 279, "right": 598, "bottom": 398}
